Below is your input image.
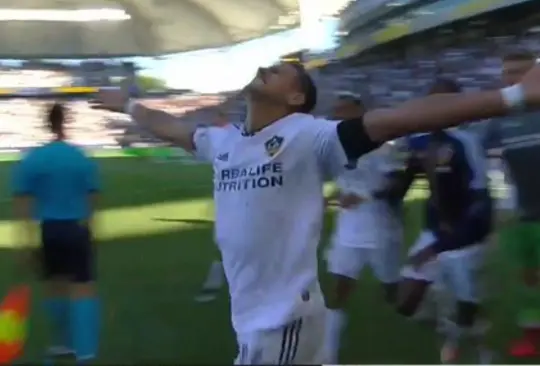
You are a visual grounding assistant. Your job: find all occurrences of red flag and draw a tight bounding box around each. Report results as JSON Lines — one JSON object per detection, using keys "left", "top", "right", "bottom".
{"left": 0, "top": 285, "right": 30, "bottom": 364}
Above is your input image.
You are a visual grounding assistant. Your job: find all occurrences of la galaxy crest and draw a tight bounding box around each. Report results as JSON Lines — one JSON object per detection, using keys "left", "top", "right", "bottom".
{"left": 265, "top": 135, "right": 284, "bottom": 157}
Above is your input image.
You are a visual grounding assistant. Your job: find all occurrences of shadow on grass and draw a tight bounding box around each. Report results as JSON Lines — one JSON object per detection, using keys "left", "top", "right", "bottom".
{"left": 0, "top": 195, "right": 522, "bottom": 364}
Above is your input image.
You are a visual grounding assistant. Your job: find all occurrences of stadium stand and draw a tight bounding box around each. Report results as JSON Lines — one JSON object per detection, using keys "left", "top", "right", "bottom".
{"left": 0, "top": 61, "right": 232, "bottom": 149}
{"left": 0, "top": 1, "right": 302, "bottom": 57}
{"left": 0, "top": 0, "right": 539, "bottom": 153}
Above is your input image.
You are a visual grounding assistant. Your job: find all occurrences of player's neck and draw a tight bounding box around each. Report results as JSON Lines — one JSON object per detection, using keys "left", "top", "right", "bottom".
{"left": 246, "top": 101, "right": 291, "bottom": 134}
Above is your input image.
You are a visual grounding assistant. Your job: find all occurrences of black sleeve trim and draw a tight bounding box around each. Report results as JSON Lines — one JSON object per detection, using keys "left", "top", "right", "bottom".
{"left": 336, "top": 118, "right": 381, "bottom": 161}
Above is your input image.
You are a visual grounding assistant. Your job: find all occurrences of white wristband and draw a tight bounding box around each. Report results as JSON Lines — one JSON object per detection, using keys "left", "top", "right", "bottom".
{"left": 500, "top": 84, "right": 525, "bottom": 112}
{"left": 124, "top": 99, "right": 138, "bottom": 115}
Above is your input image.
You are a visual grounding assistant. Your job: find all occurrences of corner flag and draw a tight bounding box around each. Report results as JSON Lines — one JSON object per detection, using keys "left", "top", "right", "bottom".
{"left": 0, "top": 285, "right": 30, "bottom": 364}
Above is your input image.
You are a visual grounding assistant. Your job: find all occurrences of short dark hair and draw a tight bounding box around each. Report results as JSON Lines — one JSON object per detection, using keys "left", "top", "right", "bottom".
{"left": 48, "top": 102, "right": 65, "bottom": 134}
{"left": 503, "top": 50, "right": 536, "bottom": 62}
{"left": 290, "top": 62, "right": 317, "bottom": 114}
{"left": 430, "top": 78, "right": 461, "bottom": 94}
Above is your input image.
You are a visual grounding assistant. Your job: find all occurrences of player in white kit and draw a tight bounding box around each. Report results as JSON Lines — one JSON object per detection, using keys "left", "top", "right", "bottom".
{"left": 94, "top": 62, "right": 540, "bottom": 364}
{"left": 324, "top": 93, "right": 403, "bottom": 363}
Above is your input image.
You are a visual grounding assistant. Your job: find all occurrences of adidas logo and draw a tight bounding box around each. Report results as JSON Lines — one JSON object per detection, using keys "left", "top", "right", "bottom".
{"left": 217, "top": 153, "right": 229, "bottom": 161}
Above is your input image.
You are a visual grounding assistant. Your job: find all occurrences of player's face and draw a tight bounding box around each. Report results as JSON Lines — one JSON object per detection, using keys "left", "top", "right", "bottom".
{"left": 502, "top": 60, "right": 535, "bottom": 86}
{"left": 332, "top": 100, "right": 364, "bottom": 120}
{"left": 247, "top": 63, "right": 305, "bottom": 109}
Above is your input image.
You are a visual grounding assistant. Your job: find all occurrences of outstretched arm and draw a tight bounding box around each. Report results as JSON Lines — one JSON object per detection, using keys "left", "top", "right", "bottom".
{"left": 337, "top": 91, "right": 510, "bottom": 160}
{"left": 364, "top": 91, "right": 507, "bottom": 142}
{"left": 127, "top": 103, "right": 195, "bottom": 151}
{"left": 92, "top": 88, "right": 196, "bottom": 151}
{"left": 336, "top": 66, "right": 540, "bottom": 160}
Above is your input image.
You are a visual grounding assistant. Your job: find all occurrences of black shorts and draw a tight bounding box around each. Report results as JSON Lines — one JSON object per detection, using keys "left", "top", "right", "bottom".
{"left": 40, "top": 220, "right": 94, "bottom": 283}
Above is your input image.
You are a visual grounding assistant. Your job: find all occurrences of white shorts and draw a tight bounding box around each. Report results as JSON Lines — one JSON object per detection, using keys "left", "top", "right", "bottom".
{"left": 326, "top": 244, "right": 401, "bottom": 283}
{"left": 234, "top": 312, "right": 325, "bottom": 365}
{"left": 400, "top": 230, "right": 486, "bottom": 303}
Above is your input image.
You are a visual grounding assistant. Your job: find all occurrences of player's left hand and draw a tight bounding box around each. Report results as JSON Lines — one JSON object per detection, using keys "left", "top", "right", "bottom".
{"left": 409, "top": 245, "right": 437, "bottom": 269}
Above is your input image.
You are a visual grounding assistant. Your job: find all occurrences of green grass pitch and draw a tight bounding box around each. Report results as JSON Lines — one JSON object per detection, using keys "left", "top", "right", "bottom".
{"left": 0, "top": 156, "right": 527, "bottom": 364}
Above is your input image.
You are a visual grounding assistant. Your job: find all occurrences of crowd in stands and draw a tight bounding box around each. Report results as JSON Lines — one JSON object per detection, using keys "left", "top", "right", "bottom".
{"left": 312, "top": 33, "right": 540, "bottom": 112}
{"left": 0, "top": 100, "right": 119, "bottom": 148}
{"left": 0, "top": 94, "right": 233, "bottom": 149}
{"left": 0, "top": 69, "right": 72, "bottom": 89}
{"left": 0, "top": 29, "right": 539, "bottom": 149}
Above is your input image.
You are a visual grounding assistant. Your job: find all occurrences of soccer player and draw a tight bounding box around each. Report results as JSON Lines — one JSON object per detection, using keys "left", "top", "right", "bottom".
{"left": 324, "top": 92, "right": 402, "bottom": 363}
{"left": 484, "top": 50, "right": 540, "bottom": 358}
{"left": 395, "top": 79, "right": 493, "bottom": 363}
{"left": 12, "top": 103, "right": 100, "bottom": 363}
{"left": 94, "top": 62, "right": 540, "bottom": 364}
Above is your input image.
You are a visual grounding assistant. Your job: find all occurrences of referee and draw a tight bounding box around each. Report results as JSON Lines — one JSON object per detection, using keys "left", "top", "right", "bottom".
{"left": 12, "top": 103, "right": 100, "bottom": 363}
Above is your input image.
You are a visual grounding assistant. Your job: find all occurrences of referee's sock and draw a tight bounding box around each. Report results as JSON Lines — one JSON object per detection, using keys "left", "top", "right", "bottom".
{"left": 70, "top": 297, "right": 100, "bottom": 361}
{"left": 43, "top": 298, "right": 71, "bottom": 351}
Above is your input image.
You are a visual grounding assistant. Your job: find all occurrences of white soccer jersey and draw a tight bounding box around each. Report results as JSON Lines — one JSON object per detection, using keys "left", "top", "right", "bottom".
{"left": 376, "top": 142, "right": 405, "bottom": 237}
{"left": 334, "top": 148, "right": 392, "bottom": 247}
{"left": 193, "top": 113, "right": 348, "bottom": 334}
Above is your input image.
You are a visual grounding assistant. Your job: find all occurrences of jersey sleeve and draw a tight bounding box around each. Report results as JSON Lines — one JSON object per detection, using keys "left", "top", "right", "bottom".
{"left": 312, "top": 119, "right": 350, "bottom": 178}
{"left": 192, "top": 126, "right": 228, "bottom": 162}
{"left": 313, "top": 117, "right": 383, "bottom": 178}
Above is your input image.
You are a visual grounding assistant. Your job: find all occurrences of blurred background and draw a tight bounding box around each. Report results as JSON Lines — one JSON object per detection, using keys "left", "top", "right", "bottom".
{"left": 0, "top": 1, "right": 533, "bottom": 363}
{"left": 0, "top": 0, "right": 533, "bottom": 152}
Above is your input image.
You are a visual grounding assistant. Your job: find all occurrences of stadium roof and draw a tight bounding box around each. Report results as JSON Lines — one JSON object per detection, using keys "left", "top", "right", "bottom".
{"left": 0, "top": 0, "right": 301, "bottom": 58}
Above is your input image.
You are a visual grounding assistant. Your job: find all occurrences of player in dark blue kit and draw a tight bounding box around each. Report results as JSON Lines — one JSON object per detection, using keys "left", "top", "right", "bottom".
{"left": 384, "top": 80, "right": 493, "bottom": 363}
{"left": 12, "top": 103, "right": 100, "bottom": 364}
